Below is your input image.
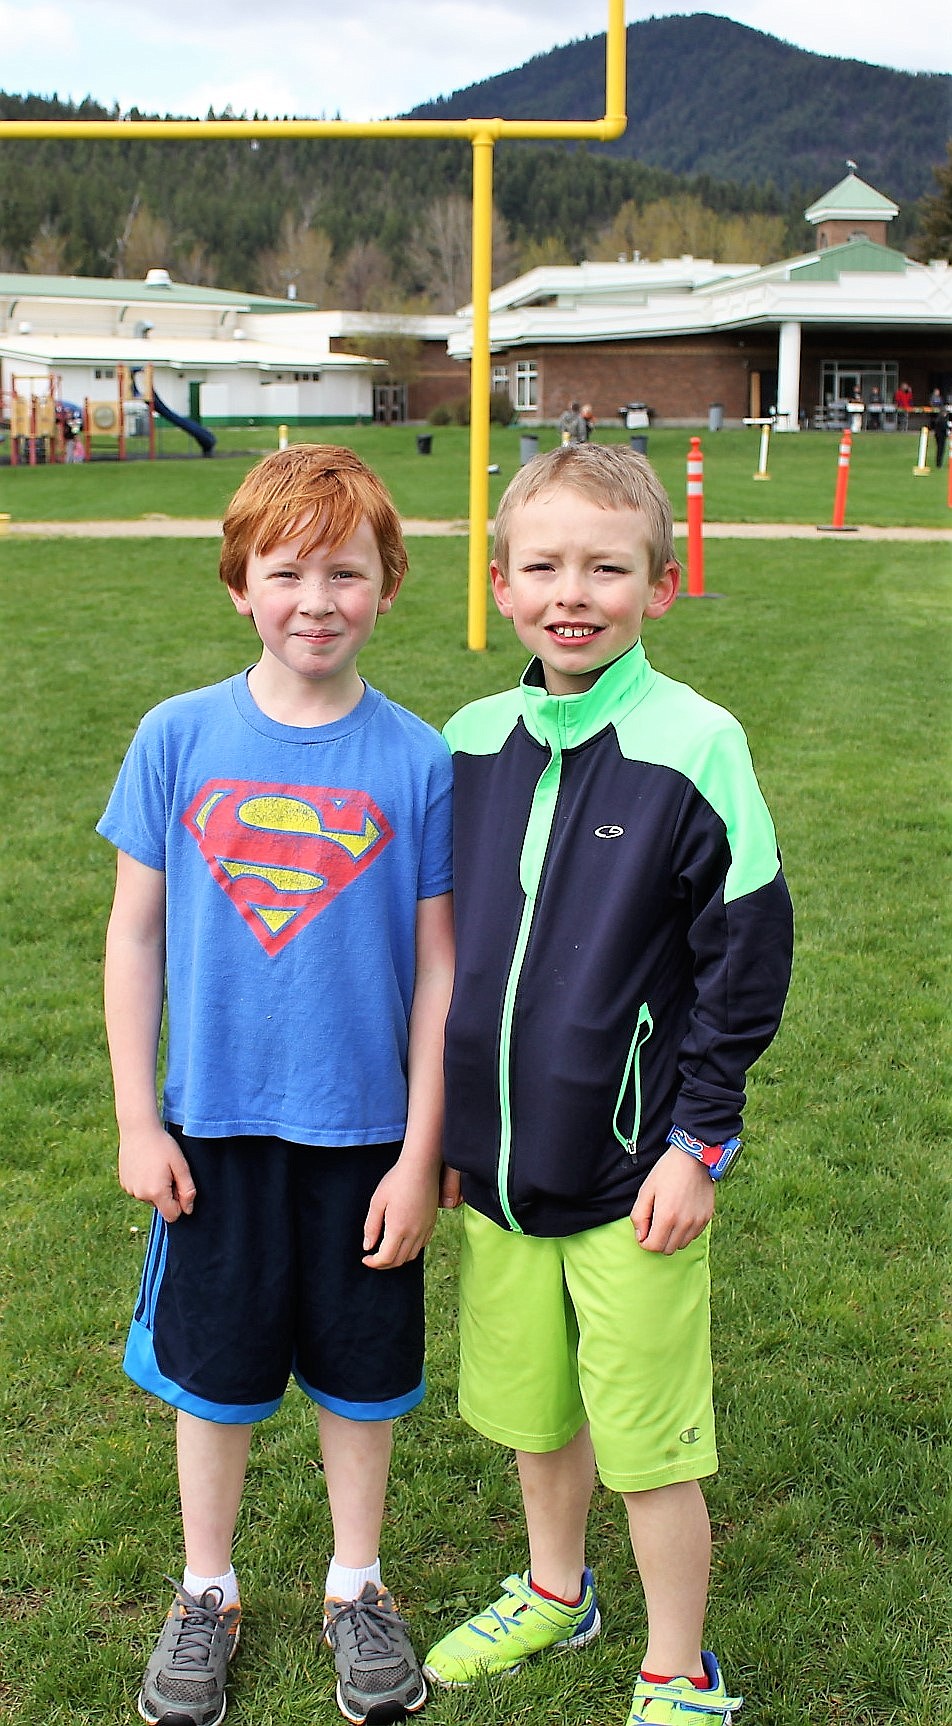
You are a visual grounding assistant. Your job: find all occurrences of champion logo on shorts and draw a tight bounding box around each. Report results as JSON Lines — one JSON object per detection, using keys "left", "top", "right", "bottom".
{"left": 679, "top": 1426, "right": 702, "bottom": 1444}
{"left": 182, "top": 778, "right": 393, "bottom": 954}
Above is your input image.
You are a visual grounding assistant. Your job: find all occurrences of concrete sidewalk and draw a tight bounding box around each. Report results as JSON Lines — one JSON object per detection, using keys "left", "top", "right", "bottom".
{"left": 3, "top": 516, "right": 950, "bottom": 542}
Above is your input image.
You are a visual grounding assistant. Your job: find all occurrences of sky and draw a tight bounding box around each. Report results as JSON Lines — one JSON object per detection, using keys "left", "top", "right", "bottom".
{"left": 1, "top": 0, "right": 947, "bottom": 122}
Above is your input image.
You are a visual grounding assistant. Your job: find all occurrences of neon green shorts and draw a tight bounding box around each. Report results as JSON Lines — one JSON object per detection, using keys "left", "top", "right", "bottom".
{"left": 458, "top": 1206, "right": 717, "bottom": 1492}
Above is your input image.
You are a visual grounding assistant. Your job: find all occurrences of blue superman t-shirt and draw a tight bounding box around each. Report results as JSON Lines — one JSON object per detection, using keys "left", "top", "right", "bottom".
{"left": 98, "top": 673, "right": 453, "bottom": 1146}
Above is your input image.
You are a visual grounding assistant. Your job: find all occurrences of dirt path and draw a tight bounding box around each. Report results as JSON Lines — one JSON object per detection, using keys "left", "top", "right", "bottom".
{"left": 2, "top": 517, "right": 950, "bottom": 542}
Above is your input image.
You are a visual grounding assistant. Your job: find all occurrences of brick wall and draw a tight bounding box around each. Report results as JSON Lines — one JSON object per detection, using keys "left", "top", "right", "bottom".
{"left": 815, "top": 219, "right": 888, "bottom": 249}
{"left": 505, "top": 337, "right": 776, "bottom": 425}
{"left": 329, "top": 335, "right": 469, "bottom": 421}
{"left": 498, "top": 329, "right": 952, "bottom": 427}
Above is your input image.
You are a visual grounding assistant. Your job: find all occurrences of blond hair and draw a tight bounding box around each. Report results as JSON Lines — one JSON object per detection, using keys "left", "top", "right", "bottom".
{"left": 493, "top": 443, "right": 677, "bottom": 584}
{"left": 220, "top": 444, "right": 407, "bottom": 598}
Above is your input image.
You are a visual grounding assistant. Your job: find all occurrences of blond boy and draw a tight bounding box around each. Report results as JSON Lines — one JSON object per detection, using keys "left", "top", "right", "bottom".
{"left": 425, "top": 444, "right": 793, "bottom": 1725}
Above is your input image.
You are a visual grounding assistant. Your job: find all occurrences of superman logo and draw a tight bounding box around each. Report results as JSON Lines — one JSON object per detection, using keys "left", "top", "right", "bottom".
{"left": 181, "top": 778, "right": 393, "bottom": 954}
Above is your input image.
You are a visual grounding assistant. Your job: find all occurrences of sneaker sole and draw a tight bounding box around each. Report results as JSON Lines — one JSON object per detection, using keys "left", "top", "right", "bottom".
{"left": 137, "top": 1698, "right": 226, "bottom": 1726}
{"left": 422, "top": 1607, "right": 601, "bottom": 1688}
{"left": 136, "top": 1625, "right": 239, "bottom": 1726}
{"left": 334, "top": 1673, "right": 428, "bottom": 1725}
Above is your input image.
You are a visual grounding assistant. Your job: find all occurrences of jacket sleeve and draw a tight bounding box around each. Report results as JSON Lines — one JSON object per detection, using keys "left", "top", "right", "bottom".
{"left": 669, "top": 720, "right": 794, "bottom": 1146}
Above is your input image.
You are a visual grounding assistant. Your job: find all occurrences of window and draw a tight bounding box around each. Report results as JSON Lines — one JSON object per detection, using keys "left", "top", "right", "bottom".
{"left": 820, "top": 360, "right": 898, "bottom": 405}
{"left": 94, "top": 367, "right": 115, "bottom": 380}
{"left": 513, "top": 361, "right": 538, "bottom": 412}
{"left": 491, "top": 364, "right": 510, "bottom": 394}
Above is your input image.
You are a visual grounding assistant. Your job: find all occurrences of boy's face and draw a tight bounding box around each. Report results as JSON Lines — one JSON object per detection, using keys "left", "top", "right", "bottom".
{"left": 229, "top": 515, "right": 396, "bottom": 698}
{"left": 491, "top": 489, "right": 679, "bottom": 695}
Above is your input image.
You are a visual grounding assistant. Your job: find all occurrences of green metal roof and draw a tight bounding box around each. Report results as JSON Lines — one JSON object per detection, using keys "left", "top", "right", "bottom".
{"left": 804, "top": 171, "right": 899, "bottom": 223}
{"left": 0, "top": 271, "right": 312, "bottom": 311}
{"left": 790, "top": 238, "right": 909, "bottom": 280}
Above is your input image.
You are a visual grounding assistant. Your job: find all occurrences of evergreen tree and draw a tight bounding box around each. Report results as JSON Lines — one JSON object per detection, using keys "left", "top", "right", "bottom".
{"left": 914, "top": 144, "right": 952, "bottom": 261}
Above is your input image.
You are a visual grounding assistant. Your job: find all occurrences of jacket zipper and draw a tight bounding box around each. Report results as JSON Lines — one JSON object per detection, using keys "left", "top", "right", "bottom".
{"left": 496, "top": 742, "right": 564, "bottom": 1231}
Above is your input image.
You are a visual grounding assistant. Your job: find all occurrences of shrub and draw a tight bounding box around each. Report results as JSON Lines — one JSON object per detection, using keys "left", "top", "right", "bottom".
{"left": 490, "top": 389, "right": 516, "bottom": 425}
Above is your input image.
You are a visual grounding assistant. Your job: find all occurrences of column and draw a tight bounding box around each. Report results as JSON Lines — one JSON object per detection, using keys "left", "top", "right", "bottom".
{"left": 775, "top": 320, "right": 802, "bottom": 431}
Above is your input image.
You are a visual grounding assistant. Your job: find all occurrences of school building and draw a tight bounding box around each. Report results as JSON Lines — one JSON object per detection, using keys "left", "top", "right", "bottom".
{"left": 449, "top": 170, "right": 952, "bottom": 429}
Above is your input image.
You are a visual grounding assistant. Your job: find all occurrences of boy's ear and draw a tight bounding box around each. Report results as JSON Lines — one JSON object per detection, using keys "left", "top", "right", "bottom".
{"left": 490, "top": 560, "right": 513, "bottom": 618}
{"left": 377, "top": 572, "right": 404, "bottom": 615}
{"left": 227, "top": 583, "right": 253, "bottom": 618}
{"left": 644, "top": 561, "right": 681, "bottom": 619}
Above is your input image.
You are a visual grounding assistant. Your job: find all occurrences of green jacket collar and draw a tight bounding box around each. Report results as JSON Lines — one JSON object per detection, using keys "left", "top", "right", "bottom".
{"left": 520, "top": 640, "right": 655, "bottom": 751}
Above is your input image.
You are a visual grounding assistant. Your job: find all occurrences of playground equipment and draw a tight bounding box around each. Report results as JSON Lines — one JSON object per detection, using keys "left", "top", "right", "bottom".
{"left": 8, "top": 374, "right": 57, "bottom": 465}
{"left": 129, "top": 366, "right": 216, "bottom": 457}
{"left": 4, "top": 365, "right": 216, "bottom": 463}
{"left": 0, "top": 0, "right": 626, "bottom": 648}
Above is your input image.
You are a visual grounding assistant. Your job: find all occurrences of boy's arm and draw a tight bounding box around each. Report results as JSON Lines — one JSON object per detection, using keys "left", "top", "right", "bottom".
{"left": 104, "top": 850, "right": 196, "bottom": 1223}
{"left": 362, "top": 890, "right": 455, "bottom": 1269}
{"left": 634, "top": 729, "right": 794, "bottom": 1253}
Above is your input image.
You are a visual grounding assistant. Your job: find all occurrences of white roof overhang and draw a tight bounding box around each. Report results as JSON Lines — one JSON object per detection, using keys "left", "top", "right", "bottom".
{"left": 0, "top": 335, "right": 384, "bottom": 371}
{"left": 448, "top": 268, "right": 952, "bottom": 357}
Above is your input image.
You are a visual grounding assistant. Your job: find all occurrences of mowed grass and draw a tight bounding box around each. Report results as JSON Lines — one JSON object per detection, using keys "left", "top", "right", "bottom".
{"left": 0, "top": 533, "right": 950, "bottom": 1726}
{"left": 2, "top": 421, "right": 951, "bottom": 528}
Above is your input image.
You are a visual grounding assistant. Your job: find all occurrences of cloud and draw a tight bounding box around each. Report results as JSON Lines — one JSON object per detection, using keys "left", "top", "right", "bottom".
{"left": 0, "top": 0, "right": 946, "bottom": 121}
{"left": 0, "top": 2, "right": 77, "bottom": 60}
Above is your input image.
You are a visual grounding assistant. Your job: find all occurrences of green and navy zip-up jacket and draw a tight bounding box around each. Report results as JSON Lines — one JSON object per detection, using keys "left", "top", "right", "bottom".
{"left": 442, "top": 641, "right": 793, "bottom": 1237}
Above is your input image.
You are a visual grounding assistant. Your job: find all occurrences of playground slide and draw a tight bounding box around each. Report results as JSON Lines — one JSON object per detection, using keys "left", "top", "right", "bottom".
{"left": 130, "top": 367, "right": 216, "bottom": 456}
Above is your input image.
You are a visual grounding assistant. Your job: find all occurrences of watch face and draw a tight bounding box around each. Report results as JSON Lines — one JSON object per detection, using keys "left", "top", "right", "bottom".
{"left": 710, "top": 1138, "right": 743, "bottom": 1180}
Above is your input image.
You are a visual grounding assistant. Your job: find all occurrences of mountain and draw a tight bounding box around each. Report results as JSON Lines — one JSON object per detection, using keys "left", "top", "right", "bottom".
{"left": 406, "top": 14, "right": 951, "bottom": 206}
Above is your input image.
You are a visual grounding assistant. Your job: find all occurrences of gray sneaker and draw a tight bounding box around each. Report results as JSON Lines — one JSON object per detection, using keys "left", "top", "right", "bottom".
{"left": 323, "top": 1582, "right": 427, "bottom": 1724}
{"left": 138, "top": 1579, "right": 241, "bottom": 1726}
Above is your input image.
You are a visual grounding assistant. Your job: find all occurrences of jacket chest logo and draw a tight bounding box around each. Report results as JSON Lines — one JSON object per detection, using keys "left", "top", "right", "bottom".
{"left": 594, "top": 823, "right": 625, "bottom": 839}
{"left": 182, "top": 778, "right": 393, "bottom": 954}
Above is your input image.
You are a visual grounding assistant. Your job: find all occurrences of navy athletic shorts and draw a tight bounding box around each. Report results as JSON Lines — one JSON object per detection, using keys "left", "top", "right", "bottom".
{"left": 124, "top": 1131, "right": 425, "bottom": 1424}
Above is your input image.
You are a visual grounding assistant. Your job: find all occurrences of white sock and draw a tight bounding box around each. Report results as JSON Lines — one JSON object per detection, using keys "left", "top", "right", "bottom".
{"left": 325, "top": 1558, "right": 382, "bottom": 1601}
{"left": 183, "top": 1565, "right": 240, "bottom": 1608}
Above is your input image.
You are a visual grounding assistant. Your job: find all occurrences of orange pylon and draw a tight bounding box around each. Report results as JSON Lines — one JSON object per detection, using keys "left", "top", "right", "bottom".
{"left": 686, "top": 437, "right": 705, "bottom": 596}
{"left": 830, "top": 429, "right": 853, "bottom": 528}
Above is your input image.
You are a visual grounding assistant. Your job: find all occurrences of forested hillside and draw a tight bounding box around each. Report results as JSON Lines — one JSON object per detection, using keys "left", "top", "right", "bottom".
{"left": 0, "top": 14, "right": 946, "bottom": 303}
{"left": 410, "top": 14, "right": 949, "bottom": 205}
{"left": 0, "top": 99, "right": 803, "bottom": 299}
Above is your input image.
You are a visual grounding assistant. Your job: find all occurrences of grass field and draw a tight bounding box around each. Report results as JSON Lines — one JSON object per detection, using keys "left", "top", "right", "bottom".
{"left": 2, "top": 422, "right": 951, "bottom": 529}
{"left": 1, "top": 529, "right": 950, "bottom": 1726}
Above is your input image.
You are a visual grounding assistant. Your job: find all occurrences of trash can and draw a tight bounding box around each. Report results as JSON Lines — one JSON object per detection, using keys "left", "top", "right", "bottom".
{"left": 624, "top": 403, "right": 649, "bottom": 431}
{"left": 708, "top": 404, "right": 724, "bottom": 432}
{"left": 629, "top": 434, "right": 649, "bottom": 456}
{"left": 519, "top": 433, "right": 539, "bottom": 466}
{"left": 416, "top": 434, "right": 432, "bottom": 455}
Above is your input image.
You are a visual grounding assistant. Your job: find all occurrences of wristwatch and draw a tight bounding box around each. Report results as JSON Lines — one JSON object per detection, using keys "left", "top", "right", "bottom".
{"left": 667, "top": 1124, "right": 743, "bottom": 1182}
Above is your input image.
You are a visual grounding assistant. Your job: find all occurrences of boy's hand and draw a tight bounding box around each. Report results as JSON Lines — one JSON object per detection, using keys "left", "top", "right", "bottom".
{"left": 439, "top": 1165, "right": 462, "bottom": 1209}
{"left": 362, "top": 1158, "right": 439, "bottom": 1269}
{"left": 118, "top": 1125, "right": 196, "bottom": 1223}
{"left": 630, "top": 1145, "right": 715, "bottom": 1254}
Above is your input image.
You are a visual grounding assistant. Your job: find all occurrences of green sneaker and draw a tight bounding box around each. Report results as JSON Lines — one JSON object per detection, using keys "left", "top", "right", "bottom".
{"left": 323, "top": 1582, "right": 427, "bottom": 1724}
{"left": 138, "top": 1578, "right": 241, "bottom": 1726}
{"left": 626, "top": 1651, "right": 742, "bottom": 1724}
{"left": 423, "top": 1568, "right": 600, "bottom": 1686}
